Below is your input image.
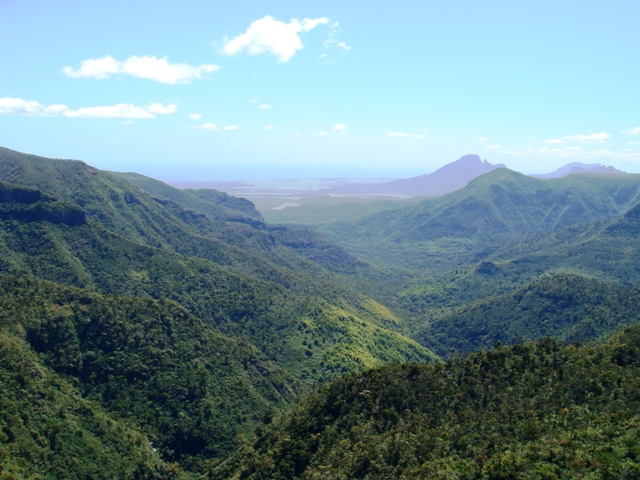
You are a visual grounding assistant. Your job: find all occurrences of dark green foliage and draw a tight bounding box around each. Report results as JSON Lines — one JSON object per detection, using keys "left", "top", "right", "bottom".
{"left": 0, "top": 332, "right": 183, "bottom": 479}
{"left": 0, "top": 274, "right": 300, "bottom": 470}
{"left": 416, "top": 274, "right": 640, "bottom": 357}
{"left": 221, "top": 327, "right": 640, "bottom": 479}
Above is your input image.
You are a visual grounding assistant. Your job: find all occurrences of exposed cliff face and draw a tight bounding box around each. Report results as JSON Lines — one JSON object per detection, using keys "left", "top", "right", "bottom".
{"left": 0, "top": 180, "right": 42, "bottom": 203}
{"left": 0, "top": 181, "right": 86, "bottom": 225}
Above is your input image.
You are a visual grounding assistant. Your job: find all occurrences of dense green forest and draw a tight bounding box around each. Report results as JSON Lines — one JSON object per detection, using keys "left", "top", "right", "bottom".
{"left": 219, "top": 327, "right": 640, "bottom": 479}
{"left": 1, "top": 146, "right": 640, "bottom": 478}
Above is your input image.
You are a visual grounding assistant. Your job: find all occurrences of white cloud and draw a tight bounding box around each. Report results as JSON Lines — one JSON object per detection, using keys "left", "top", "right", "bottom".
{"left": 318, "top": 131, "right": 328, "bottom": 136}
{"left": 224, "top": 125, "right": 239, "bottom": 130}
{"left": 62, "top": 55, "right": 220, "bottom": 84}
{"left": 0, "top": 97, "right": 176, "bottom": 119}
{"left": 258, "top": 104, "right": 271, "bottom": 110}
{"left": 196, "top": 123, "right": 219, "bottom": 132}
{"left": 545, "top": 132, "right": 611, "bottom": 144}
{"left": 333, "top": 123, "right": 347, "bottom": 134}
{"left": 248, "top": 97, "right": 260, "bottom": 103}
{"left": 476, "top": 137, "right": 488, "bottom": 141}
{"left": 623, "top": 126, "right": 640, "bottom": 135}
{"left": 222, "top": 15, "right": 329, "bottom": 62}
{"left": 388, "top": 131, "right": 426, "bottom": 139}
{"left": 630, "top": 141, "right": 640, "bottom": 145}
{"left": 265, "top": 124, "right": 275, "bottom": 131}
{"left": 486, "top": 144, "right": 501, "bottom": 149}
{"left": 188, "top": 113, "right": 202, "bottom": 120}
{"left": 563, "top": 132, "right": 610, "bottom": 142}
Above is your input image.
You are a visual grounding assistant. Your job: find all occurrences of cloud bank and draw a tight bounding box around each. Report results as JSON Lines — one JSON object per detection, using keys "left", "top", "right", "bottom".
{"left": 222, "top": 15, "right": 329, "bottom": 62}
{"left": 62, "top": 55, "right": 220, "bottom": 84}
{"left": 0, "top": 97, "right": 176, "bottom": 119}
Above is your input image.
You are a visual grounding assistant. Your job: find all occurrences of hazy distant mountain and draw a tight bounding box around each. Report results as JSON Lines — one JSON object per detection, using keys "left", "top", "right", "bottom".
{"left": 532, "top": 162, "right": 625, "bottom": 179}
{"left": 376, "top": 154, "right": 505, "bottom": 196}
{"left": 326, "top": 154, "right": 505, "bottom": 197}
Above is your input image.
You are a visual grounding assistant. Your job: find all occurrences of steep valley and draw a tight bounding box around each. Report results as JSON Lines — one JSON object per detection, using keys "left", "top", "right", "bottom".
{"left": 1, "top": 146, "right": 640, "bottom": 478}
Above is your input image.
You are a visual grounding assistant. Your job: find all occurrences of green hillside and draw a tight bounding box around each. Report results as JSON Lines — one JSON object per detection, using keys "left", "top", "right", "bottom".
{"left": 0, "top": 148, "right": 437, "bottom": 473}
{"left": 0, "top": 330, "right": 183, "bottom": 479}
{"left": 318, "top": 169, "right": 640, "bottom": 273}
{"left": 0, "top": 275, "right": 301, "bottom": 470}
{"left": 3, "top": 146, "right": 640, "bottom": 478}
{"left": 416, "top": 274, "right": 640, "bottom": 357}
{"left": 220, "top": 326, "right": 640, "bottom": 479}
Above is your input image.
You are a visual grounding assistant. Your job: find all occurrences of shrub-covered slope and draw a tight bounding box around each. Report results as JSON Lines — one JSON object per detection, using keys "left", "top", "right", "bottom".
{"left": 416, "top": 273, "right": 640, "bottom": 357}
{"left": 220, "top": 326, "right": 640, "bottom": 479}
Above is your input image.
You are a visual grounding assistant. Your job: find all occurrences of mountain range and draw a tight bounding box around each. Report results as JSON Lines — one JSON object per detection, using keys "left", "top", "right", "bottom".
{"left": 1, "top": 145, "right": 639, "bottom": 478}
{"left": 168, "top": 155, "right": 627, "bottom": 201}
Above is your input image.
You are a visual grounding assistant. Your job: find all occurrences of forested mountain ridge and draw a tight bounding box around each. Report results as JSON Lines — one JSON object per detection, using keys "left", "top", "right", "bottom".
{"left": 318, "top": 168, "right": 640, "bottom": 273}
{"left": 2, "top": 146, "right": 640, "bottom": 478}
{"left": 0, "top": 274, "right": 299, "bottom": 472}
{"left": 0, "top": 147, "right": 436, "bottom": 474}
{"left": 415, "top": 273, "right": 640, "bottom": 357}
{"left": 219, "top": 326, "right": 640, "bottom": 479}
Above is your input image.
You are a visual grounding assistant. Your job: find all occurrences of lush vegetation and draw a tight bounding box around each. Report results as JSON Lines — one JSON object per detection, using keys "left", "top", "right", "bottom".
{"left": 317, "top": 168, "right": 640, "bottom": 273}
{"left": 2, "top": 146, "right": 640, "bottom": 478}
{"left": 0, "top": 275, "right": 302, "bottom": 472}
{"left": 416, "top": 273, "right": 640, "bottom": 357}
{"left": 221, "top": 326, "right": 640, "bottom": 479}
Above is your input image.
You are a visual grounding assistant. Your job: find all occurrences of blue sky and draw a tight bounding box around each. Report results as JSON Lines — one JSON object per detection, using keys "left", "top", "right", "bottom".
{"left": 1, "top": 0, "right": 639, "bottom": 180}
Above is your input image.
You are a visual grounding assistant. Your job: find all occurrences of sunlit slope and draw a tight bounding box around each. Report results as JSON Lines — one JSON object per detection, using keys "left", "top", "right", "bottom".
{"left": 0, "top": 146, "right": 397, "bottom": 309}
{"left": 0, "top": 189, "right": 435, "bottom": 383}
{"left": 219, "top": 326, "right": 640, "bottom": 479}
{"left": 318, "top": 168, "right": 640, "bottom": 273}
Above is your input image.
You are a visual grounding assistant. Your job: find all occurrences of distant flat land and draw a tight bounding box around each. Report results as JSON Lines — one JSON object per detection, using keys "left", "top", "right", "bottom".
{"left": 167, "top": 177, "right": 425, "bottom": 224}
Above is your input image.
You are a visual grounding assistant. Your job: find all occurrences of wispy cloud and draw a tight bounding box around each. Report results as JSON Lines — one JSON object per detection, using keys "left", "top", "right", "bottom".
{"left": 222, "top": 15, "right": 329, "bottom": 62}
{"left": 623, "top": 126, "right": 640, "bottom": 135}
{"left": 333, "top": 123, "right": 347, "bottom": 134}
{"left": 537, "top": 145, "right": 640, "bottom": 163}
{"left": 388, "top": 131, "right": 426, "bottom": 139}
{"left": 0, "top": 97, "right": 176, "bottom": 119}
{"left": 62, "top": 55, "right": 220, "bottom": 84}
{"left": 476, "top": 137, "right": 488, "bottom": 141}
{"left": 265, "top": 124, "right": 275, "bottom": 131}
{"left": 188, "top": 113, "right": 202, "bottom": 120}
{"left": 224, "top": 125, "right": 239, "bottom": 130}
{"left": 486, "top": 144, "right": 500, "bottom": 149}
{"left": 545, "top": 132, "right": 611, "bottom": 144}
{"left": 195, "top": 123, "right": 219, "bottom": 132}
{"left": 324, "top": 22, "right": 352, "bottom": 51}
{"left": 258, "top": 104, "right": 271, "bottom": 110}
